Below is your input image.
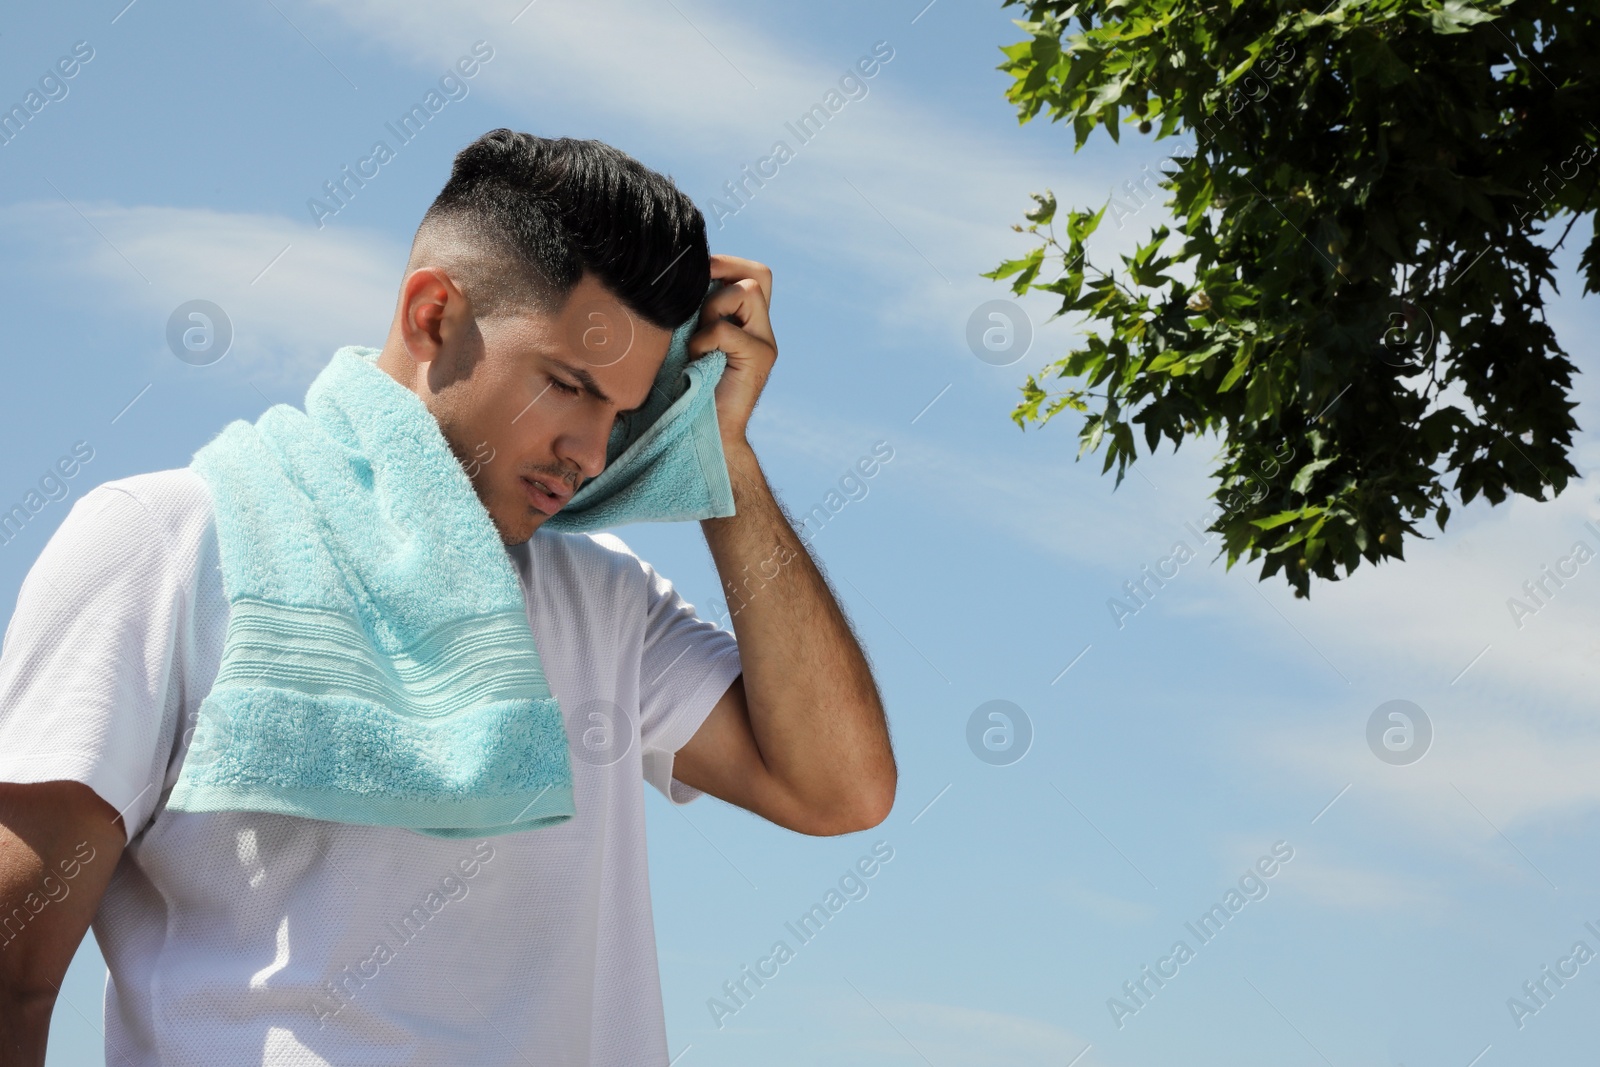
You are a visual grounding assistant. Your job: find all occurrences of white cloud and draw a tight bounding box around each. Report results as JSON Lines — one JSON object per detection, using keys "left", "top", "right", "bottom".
{"left": 297, "top": 0, "right": 1126, "bottom": 350}
{"left": 303, "top": 0, "right": 780, "bottom": 140}
{"left": 1275, "top": 853, "right": 1455, "bottom": 914}
{"left": 1256, "top": 445, "right": 1600, "bottom": 705}
{"left": 1047, "top": 875, "right": 1160, "bottom": 926}
{"left": 0, "top": 199, "right": 403, "bottom": 389}
{"left": 1258, "top": 689, "right": 1600, "bottom": 847}
{"left": 819, "top": 994, "right": 1100, "bottom": 1067}
{"left": 749, "top": 392, "right": 1193, "bottom": 571}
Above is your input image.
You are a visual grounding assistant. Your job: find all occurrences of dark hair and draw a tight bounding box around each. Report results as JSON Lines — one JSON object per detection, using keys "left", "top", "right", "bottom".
{"left": 410, "top": 129, "right": 708, "bottom": 331}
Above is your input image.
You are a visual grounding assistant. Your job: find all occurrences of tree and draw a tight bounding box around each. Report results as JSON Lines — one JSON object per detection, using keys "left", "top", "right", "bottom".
{"left": 987, "top": 0, "right": 1599, "bottom": 597}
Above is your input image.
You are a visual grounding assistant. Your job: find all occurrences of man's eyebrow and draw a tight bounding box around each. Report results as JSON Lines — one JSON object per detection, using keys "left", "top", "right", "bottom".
{"left": 544, "top": 356, "right": 651, "bottom": 414}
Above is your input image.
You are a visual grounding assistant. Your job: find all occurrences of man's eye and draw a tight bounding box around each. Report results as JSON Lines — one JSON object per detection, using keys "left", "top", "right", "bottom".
{"left": 551, "top": 378, "right": 582, "bottom": 397}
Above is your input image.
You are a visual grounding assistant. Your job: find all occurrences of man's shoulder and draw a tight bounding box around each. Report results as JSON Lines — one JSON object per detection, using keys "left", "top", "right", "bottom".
{"left": 92, "top": 466, "right": 211, "bottom": 507}
{"left": 81, "top": 467, "right": 215, "bottom": 543}
{"left": 4, "top": 469, "right": 214, "bottom": 643}
{"left": 37, "top": 468, "right": 216, "bottom": 579}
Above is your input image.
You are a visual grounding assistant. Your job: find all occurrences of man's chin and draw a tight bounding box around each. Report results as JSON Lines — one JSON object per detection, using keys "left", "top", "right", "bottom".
{"left": 484, "top": 500, "right": 543, "bottom": 546}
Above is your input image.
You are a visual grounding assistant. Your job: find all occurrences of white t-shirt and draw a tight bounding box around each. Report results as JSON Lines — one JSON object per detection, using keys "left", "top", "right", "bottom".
{"left": 0, "top": 468, "right": 743, "bottom": 1066}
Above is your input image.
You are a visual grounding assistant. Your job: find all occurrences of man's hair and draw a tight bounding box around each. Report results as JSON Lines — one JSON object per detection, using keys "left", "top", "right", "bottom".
{"left": 406, "top": 129, "right": 709, "bottom": 331}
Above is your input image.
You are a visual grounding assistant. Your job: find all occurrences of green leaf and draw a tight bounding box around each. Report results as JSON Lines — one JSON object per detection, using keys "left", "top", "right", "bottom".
{"left": 1087, "top": 71, "right": 1134, "bottom": 112}
{"left": 1251, "top": 507, "right": 1326, "bottom": 531}
{"left": 1290, "top": 457, "right": 1336, "bottom": 495}
{"left": 1079, "top": 416, "right": 1105, "bottom": 460}
{"left": 1147, "top": 350, "right": 1186, "bottom": 373}
{"left": 984, "top": 247, "right": 1047, "bottom": 295}
{"left": 1429, "top": 0, "right": 1499, "bottom": 34}
{"left": 1014, "top": 246, "right": 1047, "bottom": 290}
{"left": 983, "top": 254, "right": 1037, "bottom": 281}
{"left": 1243, "top": 365, "right": 1280, "bottom": 425}
{"left": 1067, "top": 201, "right": 1109, "bottom": 243}
{"left": 1184, "top": 172, "right": 1215, "bottom": 234}
{"left": 1217, "top": 344, "right": 1252, "bottom": 392}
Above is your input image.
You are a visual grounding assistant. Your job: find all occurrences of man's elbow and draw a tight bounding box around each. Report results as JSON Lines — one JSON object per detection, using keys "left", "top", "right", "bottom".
{"left": 799, "top": 770, "right": 896, "bottom": 837}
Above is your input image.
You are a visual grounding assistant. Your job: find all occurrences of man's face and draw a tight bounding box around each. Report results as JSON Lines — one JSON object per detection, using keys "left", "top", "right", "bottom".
{"left": 410, "top": 271, "right": 672, "bottom": 545}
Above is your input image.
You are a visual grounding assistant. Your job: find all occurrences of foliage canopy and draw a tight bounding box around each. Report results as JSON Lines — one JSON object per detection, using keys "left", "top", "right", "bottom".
{"left": 989, "top": 0, "right": 1599, "bottom": 596}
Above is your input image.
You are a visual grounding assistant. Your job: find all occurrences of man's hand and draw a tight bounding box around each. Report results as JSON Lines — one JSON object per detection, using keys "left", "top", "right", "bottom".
{"left": 687, "top": 254, "right": 777, "bottom": 448}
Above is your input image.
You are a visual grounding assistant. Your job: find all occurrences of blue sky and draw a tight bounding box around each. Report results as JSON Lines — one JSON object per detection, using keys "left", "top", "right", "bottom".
{"left": 4, "top": 1, "right": 1600, "bottom": 1064}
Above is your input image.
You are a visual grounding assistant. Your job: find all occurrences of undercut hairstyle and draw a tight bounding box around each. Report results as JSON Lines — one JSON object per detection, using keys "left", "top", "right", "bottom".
{"left": 406, "top": 128, "right": 709, "bottom": 331}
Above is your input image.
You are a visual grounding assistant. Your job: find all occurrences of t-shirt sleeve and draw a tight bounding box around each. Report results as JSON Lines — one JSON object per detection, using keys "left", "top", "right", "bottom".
{"left": 635, "top": 558, "right": 742, "bottom": 806}
{"left": 0, "top": 485, "right": 180, "bottom": 843}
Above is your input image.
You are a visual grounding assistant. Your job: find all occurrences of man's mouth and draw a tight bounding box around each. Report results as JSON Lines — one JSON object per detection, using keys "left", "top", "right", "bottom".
{"left": 522, "top": 476, "right": 572, "bottom": 515}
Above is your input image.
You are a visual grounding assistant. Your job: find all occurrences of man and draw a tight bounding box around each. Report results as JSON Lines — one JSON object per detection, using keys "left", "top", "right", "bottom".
{"left": 0, "top": 129, "right": 895, "bottom": 1065}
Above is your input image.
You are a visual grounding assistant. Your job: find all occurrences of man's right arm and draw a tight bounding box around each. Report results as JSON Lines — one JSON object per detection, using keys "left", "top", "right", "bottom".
{"left": 0, "top": 781, "right": 127, "bottom": 1067}
{"left": 0, "top": 483, "right": 189, "bottom": 1064}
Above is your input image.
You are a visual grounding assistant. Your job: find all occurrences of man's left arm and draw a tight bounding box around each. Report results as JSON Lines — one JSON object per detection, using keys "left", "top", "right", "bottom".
{"left": 670, "top": 256, "right": 896, "bottom": 837}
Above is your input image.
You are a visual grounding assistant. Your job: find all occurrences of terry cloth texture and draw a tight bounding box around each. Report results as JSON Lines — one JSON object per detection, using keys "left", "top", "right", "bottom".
{"left": 173, "top": 346, "right": 579, "bottom": 838}
{"left": 543, "top": 277, "right": 737, "bottom": 532}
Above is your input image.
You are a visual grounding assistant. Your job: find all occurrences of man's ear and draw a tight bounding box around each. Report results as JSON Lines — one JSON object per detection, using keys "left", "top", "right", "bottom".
{"left": 400, "top": 266, "right": 473, "bottom": 364}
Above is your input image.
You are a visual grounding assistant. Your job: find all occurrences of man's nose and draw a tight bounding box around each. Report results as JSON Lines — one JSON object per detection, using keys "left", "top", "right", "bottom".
{"left": 556, "top": 415, "right": 612, "bottom": 483}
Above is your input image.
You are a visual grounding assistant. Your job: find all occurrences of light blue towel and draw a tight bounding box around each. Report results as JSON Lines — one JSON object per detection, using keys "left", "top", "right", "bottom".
{"left": 544, "top": 277, "right": 737, "bottom": 532}
{"left": 174, "top": 348, "right": 576, "bottom": 837}
{"left": 169, "top": 278, "right": 737, "bottom": 838}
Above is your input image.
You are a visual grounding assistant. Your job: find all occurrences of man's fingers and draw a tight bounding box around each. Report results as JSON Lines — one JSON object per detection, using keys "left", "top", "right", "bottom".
{"left": 699, "top": 277, "right": 773, "bottom": 348}
{"left": 709, "top": 254, "right": 772, "bottom": 309}
{"left": 694, "top": 316, "right": 776, "bottom": 364}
